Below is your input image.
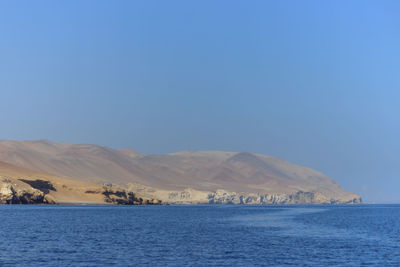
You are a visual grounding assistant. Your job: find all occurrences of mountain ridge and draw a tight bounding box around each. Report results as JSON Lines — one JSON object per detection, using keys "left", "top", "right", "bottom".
{"left": 0, "top": 140, "right": 361, "bottom": 204}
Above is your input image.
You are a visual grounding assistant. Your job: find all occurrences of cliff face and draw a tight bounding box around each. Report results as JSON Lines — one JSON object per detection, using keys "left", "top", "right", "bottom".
{"left": 128, "top": 184, "right": 361, "bottom": 205}
{"left": 0, "top": 177, "right": 161, "bottom": 205}
{"left": 208, "top": 190, "right": 361, "bottom": 204}
{"left": 0, "top": 161, "right": 161, "bottom": 205}
{"left": 0, "top": 179, "right": 54, "bottom": 204}
{"left": 0, "top": 140, "right": 362, "bottom": 205}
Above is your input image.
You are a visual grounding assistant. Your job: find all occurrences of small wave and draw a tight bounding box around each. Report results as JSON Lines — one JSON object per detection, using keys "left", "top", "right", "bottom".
{"left": 229, "top": 207, "right": 381, "bottom": 243}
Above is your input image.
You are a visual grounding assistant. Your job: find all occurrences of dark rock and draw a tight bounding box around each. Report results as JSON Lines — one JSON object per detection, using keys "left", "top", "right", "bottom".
{"left": 102, "top": 188, "right": 161, "bottom": 205}
{"left": 19, "top": 179, "right": 56, "bottom": 194}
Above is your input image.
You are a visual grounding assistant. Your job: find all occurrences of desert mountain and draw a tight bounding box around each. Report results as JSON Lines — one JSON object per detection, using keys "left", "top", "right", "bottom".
{"left": 0, "top": 140, "right": 361, "bottom": 204}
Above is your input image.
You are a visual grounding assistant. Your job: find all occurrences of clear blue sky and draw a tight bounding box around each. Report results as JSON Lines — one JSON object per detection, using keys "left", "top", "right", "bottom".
{"left": 1, "top": 0, "right": 399, "bottom": 203}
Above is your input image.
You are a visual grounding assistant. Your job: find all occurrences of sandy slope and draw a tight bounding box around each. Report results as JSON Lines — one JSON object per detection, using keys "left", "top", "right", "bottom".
{"left": 0, "top": 160, "right": 156, "bottom": 204}
{"left": 0, "top": 140, "right": 361, "bottom": 204}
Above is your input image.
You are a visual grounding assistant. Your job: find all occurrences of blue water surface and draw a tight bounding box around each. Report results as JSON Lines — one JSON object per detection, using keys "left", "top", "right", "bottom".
{"left": 0, "top": 205, "right": 399, "bottom": 266}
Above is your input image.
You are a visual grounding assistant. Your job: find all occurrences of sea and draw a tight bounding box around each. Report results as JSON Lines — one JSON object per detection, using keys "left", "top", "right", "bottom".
{"left": 0, "top": 205, "right": 399, "bottom": 266}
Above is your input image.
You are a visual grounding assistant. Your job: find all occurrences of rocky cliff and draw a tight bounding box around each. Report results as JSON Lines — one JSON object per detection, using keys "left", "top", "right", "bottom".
{"left": 0, "top": 178, "right": 55, "bottom": 204}
{"left": 208, "top": 189, "right": 361, "bottom": 204}
{"left": 0, "top": 160, "right": 161, "bottom": 205}
{"left": 128, "top": 184, "right": 361, "bottom": 205}
{"left": 0, "top": 177, "right": 161, "bottom": 205}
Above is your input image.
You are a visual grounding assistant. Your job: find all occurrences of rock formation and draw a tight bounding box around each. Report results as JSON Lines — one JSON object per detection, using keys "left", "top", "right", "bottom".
{"left": 127, "top": 184, "right": 361, "bottom": 205}
{"left": 0, "top": 178, "right": 54, "bottom": 204}
{"left": 0, "top": 161, "right": 161, "bottom": 205}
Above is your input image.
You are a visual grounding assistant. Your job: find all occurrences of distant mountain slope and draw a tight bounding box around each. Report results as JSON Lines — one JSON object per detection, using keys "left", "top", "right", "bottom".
{"left": 0, "top": 140, "right": 145, "bottom": 184}
{"left": 0, "top": 140, "right": 361, "bottom": 204}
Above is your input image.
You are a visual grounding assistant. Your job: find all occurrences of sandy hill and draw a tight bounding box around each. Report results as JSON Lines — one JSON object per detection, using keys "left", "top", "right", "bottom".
{"left": 0, "top": 140, "right": 361, "bottom": 204}
{"left": 0, "top": 159, "right": 158, "bottom": 205}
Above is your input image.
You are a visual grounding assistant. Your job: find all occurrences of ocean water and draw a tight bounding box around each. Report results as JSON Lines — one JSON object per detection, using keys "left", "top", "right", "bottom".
{"left": 0, "top": 205, "right": 399, "bottom": 266}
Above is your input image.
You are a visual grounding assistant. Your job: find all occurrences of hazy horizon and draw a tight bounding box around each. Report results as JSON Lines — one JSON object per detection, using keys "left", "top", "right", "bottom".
{"left": 1, "top": 0, "right": 399, "bottom": 203}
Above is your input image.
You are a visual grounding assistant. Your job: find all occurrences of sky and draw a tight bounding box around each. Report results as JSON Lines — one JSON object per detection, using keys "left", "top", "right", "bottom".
{"left": 0, "top": 0, "right": 399, "bottom": 203}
